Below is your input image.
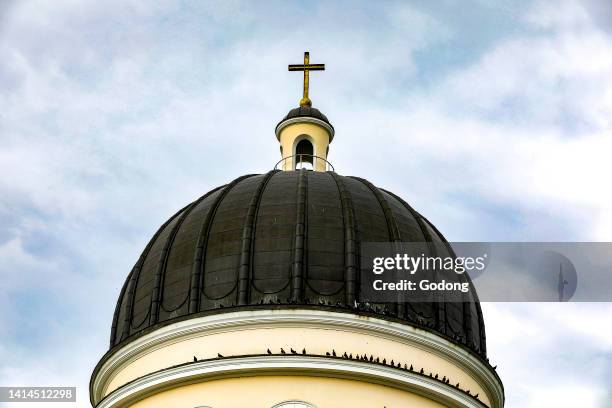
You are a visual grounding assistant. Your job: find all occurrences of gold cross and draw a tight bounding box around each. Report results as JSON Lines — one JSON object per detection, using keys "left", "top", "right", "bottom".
{"left": 289, "top": 51, "right": 325, "bottom": 107}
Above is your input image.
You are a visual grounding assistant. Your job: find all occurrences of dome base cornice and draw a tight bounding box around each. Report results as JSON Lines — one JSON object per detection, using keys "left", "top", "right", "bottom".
{"left": 91, "top": 309, "right": 503, "bottom": 408}
{"left": 96, "top": 354, "right": 489, "bottom": 408}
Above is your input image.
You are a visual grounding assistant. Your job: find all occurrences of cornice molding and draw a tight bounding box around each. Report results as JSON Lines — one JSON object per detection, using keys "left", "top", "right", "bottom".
{"left": 92, "top": 309, "right": 503, "bottom": 407}
{"left": 275, "top": 117, "right": 335, "bottom": 141}
{"left": 97, "top": 355, "right": 488, "bottom": 408}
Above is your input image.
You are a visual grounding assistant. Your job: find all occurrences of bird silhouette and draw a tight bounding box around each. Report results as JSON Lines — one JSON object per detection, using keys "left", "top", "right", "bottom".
{"left": 434, "top": 374, "right": 438, "bottom": 379}
{"left": 349, "top": 353, "right": 353, "bottom": 359}
{"left": 281, "top": 348, "right": 286, "bottom": 354}
{"left": 302, "top": 348, "right": 306, "bottom": 355}
{"left": 474, "top": 394, "right": 479, "bottom": 399}
{"left": 493, "top": 365, "right": 497, "bottom": 370}
{"left": 343, "top": 352, "right": 348, "bottom": 358}
{"left": 409, "top": 364, "right": 413, "bottom": 371}
{"left": 291, "top": 348, "right": 297, "bottom": 354}
{"left": 375, "top": 357, "right": 379, "bottom": 363}
{"left": 332, "top": 349, "right": 336, "bottom": 357}
{"left": 267, "top": 349, "right": 272, "bottom": 355}
{"left": 456, "top": 383, "right": 460, "bottom": 388}
{"left": 391, "top": 360, "right": 394, "bottom": 366}
{"left": 193, "top": 356, "right": 198, "bottom": 362}
{"left": 217, "top": 353, "right": 224, "bottom": 358}
{"left": 369, "top": 355, "right": 373, "bottom": 362}
{"left": 420, "top": 368, "right": 424, "bottom": 374}
{"left": 382, "top": 358, "right": 386, "bottom": 364}
{"left": 326, "top": 351, "right": 331, "bottom": 356}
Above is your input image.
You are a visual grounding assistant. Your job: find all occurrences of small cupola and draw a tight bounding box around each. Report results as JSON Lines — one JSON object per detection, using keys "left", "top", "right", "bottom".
{"left": 275, "top": 52, "right": 334, "bottom": 172}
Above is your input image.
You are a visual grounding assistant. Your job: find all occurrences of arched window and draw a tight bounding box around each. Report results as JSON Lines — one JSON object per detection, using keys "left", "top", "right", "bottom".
{"left": 272, "top": 401, "right": 316, "bottom": 408}
{"left": 295, "top": 139, "right": 314, "bottom": 170}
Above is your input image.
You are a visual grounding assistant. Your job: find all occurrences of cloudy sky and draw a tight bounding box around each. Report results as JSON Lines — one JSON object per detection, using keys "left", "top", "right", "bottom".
{"left": 1, "top": 0, "right": 611, "bottom": 407}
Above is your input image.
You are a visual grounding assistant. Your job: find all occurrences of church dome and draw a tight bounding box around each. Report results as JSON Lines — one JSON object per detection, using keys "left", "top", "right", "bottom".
{"left": 110, "top": 170, "right": 487, "bottom": 359}
{"left": 276, "top": 106, "right": 334, "bottom": 141}
{"left": 94, "top": 53, "right": 503, "bottom": 408}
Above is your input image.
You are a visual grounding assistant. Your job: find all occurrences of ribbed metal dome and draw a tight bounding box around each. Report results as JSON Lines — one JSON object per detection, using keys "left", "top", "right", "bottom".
{"left": 275, "top": 106, "right": 334, "bottom": 137}
{"left": 110, "top": 170, "right": 487, "bottom": 358}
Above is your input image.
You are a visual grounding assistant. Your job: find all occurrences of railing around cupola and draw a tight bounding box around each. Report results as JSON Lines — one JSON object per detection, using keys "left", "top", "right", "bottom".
{"left": 274, "top": 154, "right": 335, "bottom": 172}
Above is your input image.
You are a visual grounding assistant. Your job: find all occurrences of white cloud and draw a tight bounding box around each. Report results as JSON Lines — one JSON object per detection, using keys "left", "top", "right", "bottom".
{"left": 330, "top": 0, "right": 612, "bottom": 241}
{"left": 484, "top": 302, "right": 612, "bottom": 408}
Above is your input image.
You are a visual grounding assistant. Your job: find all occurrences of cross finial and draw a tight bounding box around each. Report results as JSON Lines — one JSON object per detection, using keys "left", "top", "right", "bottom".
{"left": 289, "top": 51, "right": 325, "bottom": 107}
